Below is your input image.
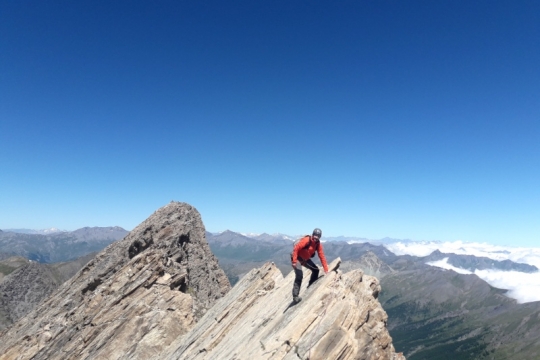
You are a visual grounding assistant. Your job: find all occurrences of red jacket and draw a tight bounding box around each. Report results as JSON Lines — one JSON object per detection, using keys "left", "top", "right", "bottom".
{"left": 291, "top": 235, "right": 329, "bottom": 272}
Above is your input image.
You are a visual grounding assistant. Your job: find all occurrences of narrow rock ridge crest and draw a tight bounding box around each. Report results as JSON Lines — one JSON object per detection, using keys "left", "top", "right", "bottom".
{"left": 164, "top": 258, "right": 406, "bottom": 360}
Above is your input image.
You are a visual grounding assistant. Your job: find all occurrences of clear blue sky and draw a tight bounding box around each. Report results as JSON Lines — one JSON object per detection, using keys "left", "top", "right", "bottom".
{"left": 1, "top": 1, "right": 538, "bottom": 246}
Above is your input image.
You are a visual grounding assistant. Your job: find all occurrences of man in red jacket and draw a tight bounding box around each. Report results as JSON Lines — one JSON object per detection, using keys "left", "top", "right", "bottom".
{"left": 291, "top": 228, "right": 329, "bottom": 303}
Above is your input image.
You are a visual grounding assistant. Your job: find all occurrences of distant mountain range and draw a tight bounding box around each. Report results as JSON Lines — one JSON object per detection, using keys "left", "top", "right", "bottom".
{"left": 207, "top": 231, "right": 537, "bottom": 274}
{"left": 211, "top": 231, "right": 411, "bottom": 244}
{"left": 2, "top": 228, "right": 65, "bottom": 234}
{"left": 0, "top": 227, "right": 129, "bottom": 263}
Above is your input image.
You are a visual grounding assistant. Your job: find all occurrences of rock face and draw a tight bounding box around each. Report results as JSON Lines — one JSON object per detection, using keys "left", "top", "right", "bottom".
{"left": 164, "top": 258, "right": 405, "bottom": 360}
{"left": 0, "top": 256, "right": 30, "bottom": 281}
{"left": 341, "top": 251, "right": 396, "bottom": 279}
{"left": 0, "top": 202, "right": 230, "bottom": 360}
{"left": 0, "top": 253, "right": 99, "bottom": 331}
{"left": 0, "top": 262, "right": 62, "bottom": 331}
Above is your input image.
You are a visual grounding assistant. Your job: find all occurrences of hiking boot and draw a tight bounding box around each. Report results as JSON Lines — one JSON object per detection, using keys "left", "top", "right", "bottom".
{"left": 293, "top": 296, "right": 302, "bottom": 304}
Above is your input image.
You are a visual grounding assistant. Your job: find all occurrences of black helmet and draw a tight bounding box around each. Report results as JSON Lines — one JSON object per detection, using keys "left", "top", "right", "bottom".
{"left": 312, "top": 228, "right": 322, "bottom": 239}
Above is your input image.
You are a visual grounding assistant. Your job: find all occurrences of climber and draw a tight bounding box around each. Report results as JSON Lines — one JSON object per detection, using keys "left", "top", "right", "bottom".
{"left": 291, "top": 228, "right": 329, "bottom": 304}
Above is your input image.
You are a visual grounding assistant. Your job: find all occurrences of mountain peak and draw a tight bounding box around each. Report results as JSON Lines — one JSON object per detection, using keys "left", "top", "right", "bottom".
{"left": 0, "top": 201, "right": 230, "bottom": 359}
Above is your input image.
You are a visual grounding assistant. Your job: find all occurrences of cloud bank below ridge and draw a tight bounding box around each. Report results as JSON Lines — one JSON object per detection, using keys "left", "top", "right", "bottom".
{"left": 385, "top": 241, "right": 540, "bottom": 304}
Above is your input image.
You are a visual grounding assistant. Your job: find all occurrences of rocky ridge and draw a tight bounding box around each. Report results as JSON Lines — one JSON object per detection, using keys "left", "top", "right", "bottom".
{"left": 164, "top": 258, "right": 405, "bottom": 360}
{"left": 341, "top": 251, "right": 396, "bottom": 278}
{"left": 0, "top": 202, "right": 230, "bottom": 359}
{"left": 0, "top": 256, "right": 29, "bottom": 281}
{"left": 0, "top": 253, "right": 98, "bottom": 331}
{"left": 0, "top": 262, "right": 63, "bottom": 331}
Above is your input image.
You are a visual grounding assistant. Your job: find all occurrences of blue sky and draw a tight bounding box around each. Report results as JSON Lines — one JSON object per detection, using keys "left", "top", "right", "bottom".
{"left": 1, "top": 1, "right": 538, "bottom": 246}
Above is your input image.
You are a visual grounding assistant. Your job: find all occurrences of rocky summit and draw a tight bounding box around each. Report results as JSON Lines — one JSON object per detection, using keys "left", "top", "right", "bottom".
{"left": 164, "top": 258, "right": 405, "bottom": 360}
{"left": 0, "top": 202, "right": 230, "bottom": 360}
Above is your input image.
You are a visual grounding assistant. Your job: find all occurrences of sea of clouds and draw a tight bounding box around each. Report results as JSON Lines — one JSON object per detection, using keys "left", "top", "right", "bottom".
{"left": 384, "top": 241, "right": 540, "bottom": 304}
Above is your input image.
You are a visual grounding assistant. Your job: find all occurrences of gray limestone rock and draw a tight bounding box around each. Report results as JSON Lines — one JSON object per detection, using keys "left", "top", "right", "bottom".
{"left": 0, "top": 202, "right": 230, "bottom": 360}
{"left": 164, "top": 258, "right": 405, "bottom": 360}
{"left": 0, "top": 262, "right": 62, "bottom": 331}
{"left": 341, "top": 251, "right": 396, "bottom": 279}
{"left": 0, "top": 253, "right": 104, "bottom": 331}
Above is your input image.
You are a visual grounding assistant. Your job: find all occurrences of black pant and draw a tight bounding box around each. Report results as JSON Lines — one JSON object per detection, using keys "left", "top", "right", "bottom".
{"left": 292, "top": 258, "right": 319, "bottom": 297}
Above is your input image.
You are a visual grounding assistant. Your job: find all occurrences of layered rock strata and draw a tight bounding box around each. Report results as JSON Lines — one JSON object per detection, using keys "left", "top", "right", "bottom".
{"left": 165, "top": 258, "right": 405, "bottom": 360}
{"left": 0, "top": 202, "right": 230, "bottom": 360}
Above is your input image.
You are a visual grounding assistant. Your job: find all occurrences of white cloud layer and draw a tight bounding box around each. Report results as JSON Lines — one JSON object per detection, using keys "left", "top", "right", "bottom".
{"left": 385, "top": 240, "right": 540, "bottom": 268}
{"left": 475, "top": 269, "right": 540, "bottom": 304}
{"left": 386, "top": 242, "right": 540, "bottom": 304}
{"left": 426, "top": 258, "right": 473, "bottom": 275}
